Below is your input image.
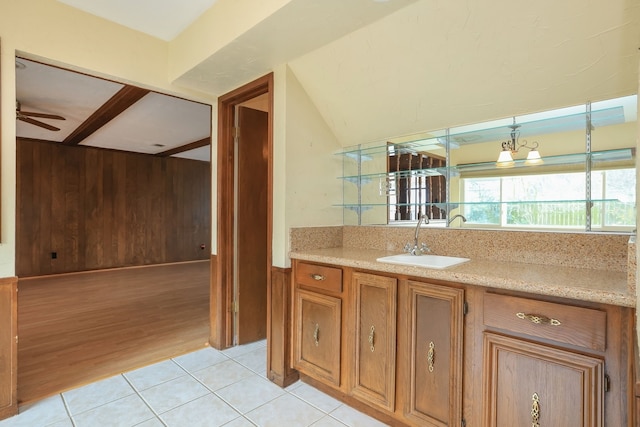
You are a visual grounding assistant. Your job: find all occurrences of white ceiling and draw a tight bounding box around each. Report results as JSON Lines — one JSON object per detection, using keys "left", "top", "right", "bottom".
{"left": 16, "top": 58, "right": 212, "bottom": 161}
{"left": 172, "top": 0, "right": 421, "bottom": 95}
{"left": 56, "top": 0, "right": 219, "bottom": 41}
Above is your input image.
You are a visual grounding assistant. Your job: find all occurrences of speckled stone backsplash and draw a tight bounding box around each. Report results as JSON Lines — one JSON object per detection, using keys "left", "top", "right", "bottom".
{"left": 628, "top": 235, "right": 636, "bottom": 294}
{"left": 290, "top": 225, "right": 635, "bottom": 273}
{"left": 289, "top": 226, "right": 343, "bottom": 251}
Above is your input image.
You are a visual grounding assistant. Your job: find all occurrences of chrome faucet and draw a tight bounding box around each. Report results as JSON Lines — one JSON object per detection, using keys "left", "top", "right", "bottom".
{"left": 448, "top": 214, "right": 467, "bottom": 226}
{"left": 404, "top": 213, "right": 431, "bottom": 255}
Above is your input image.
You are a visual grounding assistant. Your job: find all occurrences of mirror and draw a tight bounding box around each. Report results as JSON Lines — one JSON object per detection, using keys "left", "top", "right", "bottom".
{"left": 340, "top": 95, "right": 637, "bottom": 232}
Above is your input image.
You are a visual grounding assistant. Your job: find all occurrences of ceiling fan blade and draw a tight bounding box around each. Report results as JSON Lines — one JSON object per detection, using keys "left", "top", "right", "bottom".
{"left": 19, "top": 111, "right": 65, "bottom": 120}
{"left": 18, "top": 116, "right": 61, "bottom": 131}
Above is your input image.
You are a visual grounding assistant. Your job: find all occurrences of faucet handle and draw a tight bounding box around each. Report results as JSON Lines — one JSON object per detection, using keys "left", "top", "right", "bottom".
{"left": 403, "top": 243, "right": 413, "bottom": 253}
{"left": 419, "top": 243, "right": 431, "bottom": 254}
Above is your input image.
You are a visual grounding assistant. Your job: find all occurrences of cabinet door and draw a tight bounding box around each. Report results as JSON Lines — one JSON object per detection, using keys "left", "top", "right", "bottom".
{"left": 352, "top": 272, "right": 397, "bottom": 412}
{"left": 405, "top": 280, "right": 464, "bottom": 426}
{"left": 293, "top": 289, "right": 341, "bottom": 386}
{"left": 483, "top": 333, "right": 604, "bottom": 427}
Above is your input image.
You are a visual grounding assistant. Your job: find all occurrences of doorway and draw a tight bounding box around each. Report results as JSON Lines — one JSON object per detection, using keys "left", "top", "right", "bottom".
{"left": 212, "top": 74, "right": 273, "bottom": 349}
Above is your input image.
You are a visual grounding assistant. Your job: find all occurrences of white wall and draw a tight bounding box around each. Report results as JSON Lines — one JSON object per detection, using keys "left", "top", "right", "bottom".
{"left": 272, "top": 65, "right": 343, "bottom": 267}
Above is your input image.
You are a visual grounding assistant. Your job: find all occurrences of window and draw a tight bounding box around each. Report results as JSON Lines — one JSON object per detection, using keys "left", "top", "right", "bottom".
{"left": 462, "top": 169, "right": 635, "bottom": 231}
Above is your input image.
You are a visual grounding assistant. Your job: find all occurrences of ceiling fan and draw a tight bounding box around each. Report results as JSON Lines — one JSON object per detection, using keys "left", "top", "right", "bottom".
{"left": 16, "top": 101, "right": 65, "bottom": 131}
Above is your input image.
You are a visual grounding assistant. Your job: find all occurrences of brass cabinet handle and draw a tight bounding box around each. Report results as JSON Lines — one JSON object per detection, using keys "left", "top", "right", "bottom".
{"left": 516, "top": 312, "right": 561, "bottom": 326}
{"left": 313, "top": 323, "right": 320, "bottom": 346}
{"left": 531, "top": 392, "right": 540, "bottom": 427}
{"left": 368, "top": 325, "right": 375, "bottom": 352}
{"left": 427, "top": 341, "right": 435, "bottom": 373}
{"left": 310, "top": 274, "right": 325, "bottom": 281}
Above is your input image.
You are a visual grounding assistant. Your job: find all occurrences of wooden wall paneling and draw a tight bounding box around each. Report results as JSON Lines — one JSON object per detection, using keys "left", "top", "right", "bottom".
{"left": 164, "top": 159, "right": 179, "bottom": 259}
{"left": 16, "top": 141, "right": 33, "bottom": 275}
{"left": 50, "top": 143, "right": 65, "bottom": 275}
{"left": 138, "top": 152, "right": 148, "bottom": 264}
{"left": 113, "top": 150, "right": 128, "bottom": 267}
{"left": 267, "top": 266, "right": 299, "bottom": 387}
{"left": 16, "top": 139, "right": 211, "bottom": 276}
{"left": 63, "top": 145, "right": 80, "bottom": 272}
{"left": 77, "top": 146, "right": 88, "bottom": 270}
{"left": 0, "top": 277, "right": 18, "bottom": 420}
{"left": 196, "top": 163, "right": 212, "bottom": 256}
{"left": 38, "top": 142, "right": 53, "bottom": 274}
{"left": 147, "top": 156, "right": 164, "bottom": 264}
{"left": 84, "top": 147, "right": 102, "bottom": 270}
{"left": 101, "top": 150, "right": 115, "bottom": 267}
{"left": 179, "top": 159, "right": 193, "bottom": 259}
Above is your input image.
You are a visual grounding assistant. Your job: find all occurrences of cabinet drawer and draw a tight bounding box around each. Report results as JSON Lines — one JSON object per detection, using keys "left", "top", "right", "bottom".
{"left": 296, "top": 262, "right": 342, "bottom": 293}
{"left": 483, "top": 293, "right": 606, "bottom": 351}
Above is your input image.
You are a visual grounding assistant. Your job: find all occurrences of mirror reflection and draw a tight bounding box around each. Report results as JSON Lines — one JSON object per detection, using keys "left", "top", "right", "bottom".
{"left": 340, "top": 95, "right": 637, "bottom": 232}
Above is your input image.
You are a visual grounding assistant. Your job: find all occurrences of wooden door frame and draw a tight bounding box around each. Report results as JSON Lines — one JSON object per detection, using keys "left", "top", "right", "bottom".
{"left": 210, "top": 73, "right": 273, "bottom": 349}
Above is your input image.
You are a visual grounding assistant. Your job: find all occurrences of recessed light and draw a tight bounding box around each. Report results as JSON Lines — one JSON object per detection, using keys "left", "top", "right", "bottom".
{"left": 153, "top": 143, "right": 165, "bottom": 147}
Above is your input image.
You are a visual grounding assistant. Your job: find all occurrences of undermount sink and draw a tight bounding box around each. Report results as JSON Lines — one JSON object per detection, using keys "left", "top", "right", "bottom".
{"left": 376, "top": 254, "right": 470, "bottom": 269}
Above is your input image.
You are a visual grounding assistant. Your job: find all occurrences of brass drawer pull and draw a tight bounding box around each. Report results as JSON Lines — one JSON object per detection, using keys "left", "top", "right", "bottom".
{"left": 516, "top": 312, "right": 561, "bottom": 326}
{"left": 310, "top": 274, "right": 325, "bottom": 281}
{"left": 368, "top": 325, "right": 375, "bottom": 352}
{"left": 427, "top": 341, "right": 435, "bottom": 373}
{"left": 313, "top": 323, "right": 320, "bottom": 346}
{"left": 531, "top": 392, "right": 540, "bottom": 427}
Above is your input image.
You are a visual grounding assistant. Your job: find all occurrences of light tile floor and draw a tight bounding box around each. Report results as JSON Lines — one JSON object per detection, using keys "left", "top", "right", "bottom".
{"left": 0, "top": 340, "right": 389, "bottom": 427}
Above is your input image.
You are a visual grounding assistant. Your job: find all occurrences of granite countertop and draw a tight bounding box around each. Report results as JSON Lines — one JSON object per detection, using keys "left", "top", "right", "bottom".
{"left": 290, "top": 247, "right": 634, "bottom": 307}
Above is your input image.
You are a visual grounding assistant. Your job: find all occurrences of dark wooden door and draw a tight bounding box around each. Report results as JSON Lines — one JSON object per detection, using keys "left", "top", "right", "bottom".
{"left": 236, "top": 106, "right": 268, "bottom": 344}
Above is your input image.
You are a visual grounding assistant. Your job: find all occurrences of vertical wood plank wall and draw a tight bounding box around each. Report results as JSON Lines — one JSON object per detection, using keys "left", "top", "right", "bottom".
{"left": 16, "top": 138, "right": 211, "bottom": 277}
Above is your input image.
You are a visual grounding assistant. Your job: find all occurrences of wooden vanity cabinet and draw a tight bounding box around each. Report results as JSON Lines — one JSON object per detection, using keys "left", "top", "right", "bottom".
{"left": 402, "top": 280, "right": 464, "bottom": 426}
{"left": 481, "top": 291, "right": 631, "bottom": 427}
{"left": 351, "top": 272, "right": 397, "bottom": 412}
{"left": 285, "top": 261, "right": 634, "bottom": 427}
{"left": 484, "top": 332, "right": 604, "bottom": 426}
{"left": 292, "top": 262, "right": 344, "bottom": 387}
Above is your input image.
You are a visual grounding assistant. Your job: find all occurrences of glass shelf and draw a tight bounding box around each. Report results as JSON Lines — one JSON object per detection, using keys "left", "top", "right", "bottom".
{"left": 339, "top": 148, "right": 633, "bottom": 183}
{"left": 336, "top": 106, "right": 627, "bottom": 160}
{"left": 335, "top": 199, "right": 623, "bottom": 209}
{"left": 338, "top": 97, "right": 636, "bottom": 229}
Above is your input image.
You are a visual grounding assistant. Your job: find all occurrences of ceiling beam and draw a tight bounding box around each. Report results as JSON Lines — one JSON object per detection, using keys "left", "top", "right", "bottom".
{"left": 63, "top": 85, "right": 150, "bottom": 146}
{"left": 155, "top": 137, "right": 210, "bottom": 157}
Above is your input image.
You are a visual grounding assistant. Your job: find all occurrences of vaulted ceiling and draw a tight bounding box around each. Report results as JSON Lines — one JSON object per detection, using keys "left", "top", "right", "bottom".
{"left": 17, "top": 0, "right": 640, "bottom": 157}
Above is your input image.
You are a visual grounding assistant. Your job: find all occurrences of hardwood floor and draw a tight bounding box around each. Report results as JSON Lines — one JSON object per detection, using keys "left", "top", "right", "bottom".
{"left": 17, "top": 261, "right": 210, "bottom": 405}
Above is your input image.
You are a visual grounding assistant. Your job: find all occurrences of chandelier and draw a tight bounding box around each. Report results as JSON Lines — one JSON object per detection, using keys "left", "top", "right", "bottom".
{"left": 496, "top": 119, "right": 543, "bottom": 168}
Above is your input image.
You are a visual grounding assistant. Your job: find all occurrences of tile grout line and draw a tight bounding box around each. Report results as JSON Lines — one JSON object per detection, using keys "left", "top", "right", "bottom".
{"left": 121, "top": 373, "right": 168, "bottom": 427}
{"left": 58, "top": 393, "right": 77, "bottom": 427}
